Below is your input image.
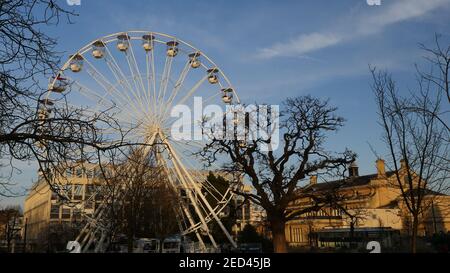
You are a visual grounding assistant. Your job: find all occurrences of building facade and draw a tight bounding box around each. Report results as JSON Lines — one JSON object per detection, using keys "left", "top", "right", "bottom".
{"left": 285, "top": 159, "right": 450, "bottom": 248}
{"left": 233, "top": 185, "right": 267, "bottom": 236}
{"left": 23, "top": 163, "right": 102, "bottom": 251}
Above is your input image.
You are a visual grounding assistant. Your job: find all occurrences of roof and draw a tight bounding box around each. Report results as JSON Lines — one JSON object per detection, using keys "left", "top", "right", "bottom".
{"left": 306, "top": 171, "right": 449, "bottom": 197}
{"left": 315, "top": 227, "right": 395, "bottom": 233}
{"left": 403, "top": 188, "right": 447, "bottom": 197}
{"left": 306, "top": 171, "right": 395, "bottom": 192}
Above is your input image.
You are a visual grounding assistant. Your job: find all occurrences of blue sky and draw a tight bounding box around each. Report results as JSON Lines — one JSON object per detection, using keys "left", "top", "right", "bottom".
{"left": 2, "top": 0, "right": 450, "bottom": 206}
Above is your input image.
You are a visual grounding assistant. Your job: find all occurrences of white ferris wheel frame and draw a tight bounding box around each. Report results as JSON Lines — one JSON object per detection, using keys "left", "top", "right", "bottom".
{"left": 42, "top": 30, "right": 243, "bottom": 252}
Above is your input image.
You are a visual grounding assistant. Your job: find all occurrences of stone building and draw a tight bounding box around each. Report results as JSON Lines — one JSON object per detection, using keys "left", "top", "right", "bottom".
{"left": 285, "top": 159, "right": 450, "bottom": 248}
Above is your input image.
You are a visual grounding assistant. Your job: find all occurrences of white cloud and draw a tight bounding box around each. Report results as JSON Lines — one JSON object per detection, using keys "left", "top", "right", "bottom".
{"left": 256, "top": 33, "right": 341, "bottom": 59}
{"left": 256, "top": 0, "right": 449, "bottom": 59}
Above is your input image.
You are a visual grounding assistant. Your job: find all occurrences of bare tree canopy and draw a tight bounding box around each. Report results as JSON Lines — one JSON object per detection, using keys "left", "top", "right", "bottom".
{"left": 418, "top": 34, "right": 450, "bottom": 104}
{"left": 199, "top": 95, "right": 356, "bottom": 252}
{"left": 0, "top": 1, "right": 145, "bottom": 198}
{"left": 0, "top": 0, "right": 75, "bottom": 195}
{"left": 105, "top": 148, "right": 179, "bottom": 253}
{"left": 0, "top": 205, "right": 22, "bottom": 252}
{"left": 371, "top": 36, "right": 450, "bottom": 252}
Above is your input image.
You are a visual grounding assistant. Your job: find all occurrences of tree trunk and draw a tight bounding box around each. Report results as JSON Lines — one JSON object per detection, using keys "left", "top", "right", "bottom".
{"left": 127, "top": 231, "right": 134, "bottom": 253}
{"left": 411, "top": 214, "right": 419, "bottom": 253}
{"left": 271, "top": 219, "right": 287, "bottom": 253}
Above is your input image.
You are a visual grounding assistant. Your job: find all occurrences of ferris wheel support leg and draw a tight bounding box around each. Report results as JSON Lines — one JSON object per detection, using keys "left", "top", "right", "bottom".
{"left": 95, "top": 232, "right": 108, "bottom": 253}
{"left": 157, "top": 153, "right": 206, "bottom": 250}
{"left": 165, "top": 144, "right": 218, "bottom": 249}
{"left": 157, "top": 154, "right": 207, "bottom": 252}
{"left": 165, "top": 140, "right": 238, "bottom": 249}
{"left": 165, "top": 158, "right": 216, "bottom": 249}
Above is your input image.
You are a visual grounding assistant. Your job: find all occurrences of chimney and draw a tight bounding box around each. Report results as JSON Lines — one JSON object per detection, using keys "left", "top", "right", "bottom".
{"left": 349, "top": 162, "right": 359, "bottom": 177}
{"left": 400, "top": 159, "right": 407, "bottom": 170}
{"left": 310, "top": 175, "right": 317, "bottom": 185}
{"left": 376, "top": 158, "right": 386, "bottom": 177}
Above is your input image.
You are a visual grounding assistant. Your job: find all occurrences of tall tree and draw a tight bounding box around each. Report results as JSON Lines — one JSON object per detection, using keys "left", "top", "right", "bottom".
{"left": 0, "top": 0, "right": 146, "bottom": 200}
{"left": 0, "top": 206, "right": 22, "bottom": 252}
{"left": 106, "top": 149, "right": 178, "bottom": 252}
{"left": 199, "top": 95, "right": 355, "bottom": 252}
{"left": 371, "top": 59, "right": 449, "bottom": 252}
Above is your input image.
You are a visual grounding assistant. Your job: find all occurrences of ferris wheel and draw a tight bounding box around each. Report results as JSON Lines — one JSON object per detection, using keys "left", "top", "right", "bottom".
{"left": 40, "top": 30, "right": 242, "bottom": 252}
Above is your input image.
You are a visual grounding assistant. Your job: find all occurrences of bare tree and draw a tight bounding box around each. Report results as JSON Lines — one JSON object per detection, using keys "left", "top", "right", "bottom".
{"left": 0, "top": 205, "right": 22, "bottom": 252}
{"left": 0, "top": 0, "right": 149, "bottom": 200}
{"left": 34, "top": 221, "right": 78, "bottom": 253}
{"left": 199, "top": 95, "right": 355, "bottom": 252}
{"left": 371, "top": 64, "right": 450, "bottom": 252}
{"left": 105, "top": 148, "right": 179, "bottom": 253}
{"left": 418, "top": 34, "right": 450, "bottom": 105}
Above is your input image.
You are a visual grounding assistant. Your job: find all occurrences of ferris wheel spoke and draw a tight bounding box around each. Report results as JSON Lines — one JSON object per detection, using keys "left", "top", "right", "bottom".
{"left": 103, "top": 44, "right": 151, "bottom": 123}
{"left": 127, "top": 38, "right": 148, "bottom": 103}
{"left": 163, "top": 60, "right": 192, "bottom": 113}
{"left": 52, "top": 100, "right": 140, "bottom": 136}
{"left": 151, "top": 48, "right": 158, "bottom": 118}
{"left": 125, "top": 41, "right": 151, "bottom": 117}
{"left": 145, "top": 51, "right": 157, "bottom": 119}
{"left": 175, "top": 73, "right": 209, "bottom": 107}
{"left": 158, "top": 54, "right": 174, "bottom": 114}
{"left": 66, "top": 76, "right": 116, "bottom": 110}
{"left": 83, "top": 58, "right": 144, "bottom": 120}
{"left": 203, "top": 91, "right": 222, "bottom": 105}
{"left": 104, "top": 43, "right": 137, "bottom": 94}
{"left": 161, "top": 74, "right": 209, "bottom": 125}
{"left": 170, "top": 142, "right": 230, "bottom": 199}
{"left": 170, "top": 142, "right": 235, "bottom": 215}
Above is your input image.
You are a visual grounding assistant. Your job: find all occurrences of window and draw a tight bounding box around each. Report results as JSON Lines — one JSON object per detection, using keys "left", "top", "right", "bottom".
{"left": 72, "top": 210, "right": 82, "bottom": 221}
{"left": 66, "top": 168, "right": 73, "bottom": 178}
{"left": 50, "top": 205, "right": 60, "bottom": 219}
{"left": 85, "top": 201, "right": 93, "bottom": 209}
{"left": 94, "top": 168, "right": 102, "bottom": 178}
{"left": 76, "top": 168, "right": 83, "bottom": 178}
{"left": 96, "top": 187, "right": 104, "bottom": 201}
{"left": 61, "top": 208, "right": 71, "bottom": 219}
{"left": 73, "top": 184, "right": 83, "bottom": 200}
{"left": 85, "top": 185, "right": 94, "bottom": 199}
{"left": 62, "top": 184, "right": 72, "bottom": 200}
{"left": 290, "top": 226, "right": 303, "bottom": 243}
{"left": 86, "top": 169, "right": 93, "bottom": 179}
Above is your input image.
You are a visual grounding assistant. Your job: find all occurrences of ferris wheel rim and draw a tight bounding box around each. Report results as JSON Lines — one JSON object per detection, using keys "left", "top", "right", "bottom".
{"left": 47, "top": 30, "right": 240, "bottom": 104}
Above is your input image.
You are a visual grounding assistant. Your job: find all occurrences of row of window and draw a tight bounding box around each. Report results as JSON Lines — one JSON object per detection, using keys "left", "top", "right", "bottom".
{"left": 51, "top": 184, "right": 104, "bottom": 201}
{"left": 65, "top": 167, "right": 104, "bottom": 179}
{"left": 303, "top": 208, "right": 342, "bottom": 218}
{"left": 290, "top": 226, "right": 305, "bottom": 243}
{"left": 50, "top": 204, "right": 94, "bottom": 220}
